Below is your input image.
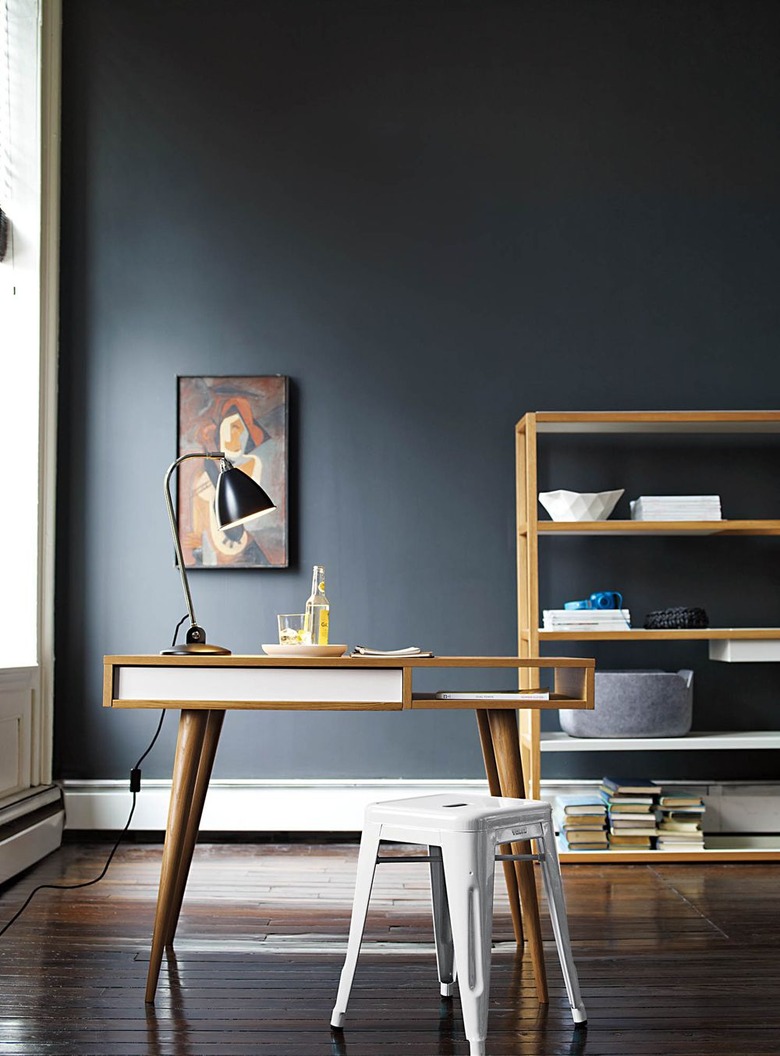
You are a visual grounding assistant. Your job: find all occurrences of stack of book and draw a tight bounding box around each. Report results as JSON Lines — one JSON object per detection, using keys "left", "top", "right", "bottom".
{"left": 629, "top": 495, "right": 722, "bottom": 521}
{"left": 543, "top": 609, "right": 632, "bottom": 631}
{"left": 552, "top": 793, "right": 608, "bottom": 851}
{"left": 599, "top": 776, "right": 659, "bottom": 849}
{"left": 656, "top": 789, "right": 705, "bottom": 850}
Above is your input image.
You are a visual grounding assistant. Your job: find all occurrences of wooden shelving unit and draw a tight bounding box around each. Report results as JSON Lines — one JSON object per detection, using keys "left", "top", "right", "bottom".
{"left": 515, "top": 409, "right": 780, "bottom": 862}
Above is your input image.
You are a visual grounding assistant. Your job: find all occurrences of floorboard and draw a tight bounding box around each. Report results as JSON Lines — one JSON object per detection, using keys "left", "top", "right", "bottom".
{"left": 0, "top": 840, "right": 778, "bottom": 1055}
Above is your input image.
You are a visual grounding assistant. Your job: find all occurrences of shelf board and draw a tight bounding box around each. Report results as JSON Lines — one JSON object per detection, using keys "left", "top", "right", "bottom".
{"left": 518, "top": 410, "right": 780, "bottom": 434}
{"left": 523, "top": 519, "right": 780, "bottom": 536}
{"left": 540, "top": 730, "right": 780, "bottom": 751}
{"left": 531, "top": 627, "right": 780, "bottom": 641}
{"left": 560, "top": 843, "right": 780, "bottom": 863}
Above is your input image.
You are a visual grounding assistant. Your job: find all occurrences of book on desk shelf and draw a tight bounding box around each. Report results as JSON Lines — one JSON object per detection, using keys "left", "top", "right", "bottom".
{"left": 603, "top": 798, "right": 655, "bottom": 812}
{"left": 658, "top": 815, "right": 700, "bottom": 832}
{"left": 552, "top": 794, "right": 607, "bottom": 817}
{"left": 609, "top": 824, "right": 658, "bottom": 838}
{"left": 434, "top": 688, "right": 550, "bottom": 701}
{"left": 658, "top": 809, "right": 702, "bottom": 828}
{"left": 608, "top": 812, "right": 658, "bottom": 827}
{"left": 557, "top": 831, "right": 609, "bottom": 852}
{"left": 559, "top": 826, "right": 608, "bottom": 842}
{"left": 609, "top": 810, "right": 658, "bottom": 829}
{"left": 657, "top": 791, "right": 704, "bottom": 809}
{"left": 608, "top": 832, "right": 653, "bottom": 849}
{"left": 601, "top": 776, "right": 659, "bottom": 797}
{"left": 630, "top": 495, "right": 722, "bottom": 521}
{"left": 543, "top": 609, "right": 631, "bottom": 631}
{"left": 560, "top": 822, "right": 607, "bottom": 834}
{"left": 656, "top": 833, "right": 705, "bottom": 849}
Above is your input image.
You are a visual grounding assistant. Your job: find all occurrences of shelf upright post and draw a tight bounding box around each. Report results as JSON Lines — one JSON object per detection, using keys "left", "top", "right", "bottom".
{"left": 516, "top": 413, "right": 542, "bottom": 796}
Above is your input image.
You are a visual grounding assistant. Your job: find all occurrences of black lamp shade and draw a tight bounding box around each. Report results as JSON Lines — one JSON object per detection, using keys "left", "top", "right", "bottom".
{"left": 215, "top": 465, "right": 275, "bottom": 530}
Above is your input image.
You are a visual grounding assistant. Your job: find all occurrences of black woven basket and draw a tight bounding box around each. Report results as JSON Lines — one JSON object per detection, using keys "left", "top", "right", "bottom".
{"left": 643, "top": 606, "right": 709, "bottom": 630}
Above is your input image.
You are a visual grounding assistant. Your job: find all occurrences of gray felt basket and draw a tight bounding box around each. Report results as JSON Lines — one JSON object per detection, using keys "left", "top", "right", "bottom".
{"left": 559, "top": 669, "right": 693, "bottom": 738}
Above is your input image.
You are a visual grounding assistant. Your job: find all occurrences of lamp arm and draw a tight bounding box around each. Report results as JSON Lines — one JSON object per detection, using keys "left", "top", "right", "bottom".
{"left": 163, "top": 451, "right": 229, "bottom": 632}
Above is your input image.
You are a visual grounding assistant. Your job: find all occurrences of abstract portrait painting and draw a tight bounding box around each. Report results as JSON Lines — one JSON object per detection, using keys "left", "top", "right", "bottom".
{"left": 177, "top": 375, "right": 288, "bottom": 568}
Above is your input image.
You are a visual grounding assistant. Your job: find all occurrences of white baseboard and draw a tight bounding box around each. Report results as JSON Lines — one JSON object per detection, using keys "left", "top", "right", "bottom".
{"left": 61, "top": 779, "right": 491, "bottom": 832}
{"left": 0, "top": 810, "right": 64, "bottom": 885}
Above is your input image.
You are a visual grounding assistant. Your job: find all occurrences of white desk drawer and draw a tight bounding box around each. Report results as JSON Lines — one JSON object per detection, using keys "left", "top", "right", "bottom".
{"left": 115, "top": 665, "right": 404, "bottom": 704}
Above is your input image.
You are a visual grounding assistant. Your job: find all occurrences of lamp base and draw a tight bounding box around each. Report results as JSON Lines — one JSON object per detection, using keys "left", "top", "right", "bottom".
{"left": 160, "top": 642, "right": 232, "bottom": 656}
{"left": 160, "top": 623, "right": 230, "bottom": 656}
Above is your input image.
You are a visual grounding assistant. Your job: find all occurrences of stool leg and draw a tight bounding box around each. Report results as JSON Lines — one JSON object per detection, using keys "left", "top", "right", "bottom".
{"left": 537, "top": 815, "right": 587, "bottom": 1025}
{"left": 440, "top": 831, "right": 495, "bottom": 1056}
{"left": 429, "top": 845, "right": 456, "bottom": 997}
{"left": 330, "top": 820, "right": 383, "bottom": 1029}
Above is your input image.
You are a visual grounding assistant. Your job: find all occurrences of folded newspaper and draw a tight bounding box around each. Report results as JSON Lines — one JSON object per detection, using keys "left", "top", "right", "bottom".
{"left": 351, "top": 645, "right": 434, "bottom": 657}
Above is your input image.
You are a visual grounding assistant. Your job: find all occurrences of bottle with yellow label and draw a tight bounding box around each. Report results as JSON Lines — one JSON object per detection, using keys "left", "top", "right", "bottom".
{"left": 304, "top": 564, "right": 330, "bottom": 644}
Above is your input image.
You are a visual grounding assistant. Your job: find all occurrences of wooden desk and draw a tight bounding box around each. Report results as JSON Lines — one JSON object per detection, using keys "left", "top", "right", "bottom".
{"left": 103, "top": 654, "right": 594, "bottom": 1003}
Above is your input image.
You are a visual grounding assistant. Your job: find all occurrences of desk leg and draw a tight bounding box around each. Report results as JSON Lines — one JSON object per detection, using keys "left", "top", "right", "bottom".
{"left": 163, "top": 708, "right": 226, "bottom": 946}
{"left": 145, "top": 708, "right": 210, "bottom": 1004}
{"left": 476, "top": 711, "right": 524, "bottom": 946}
{"left": 485, "top": 708, "right": 549, "bottom": 1005}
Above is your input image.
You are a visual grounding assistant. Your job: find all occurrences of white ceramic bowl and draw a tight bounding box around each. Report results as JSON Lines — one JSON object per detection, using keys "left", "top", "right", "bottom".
{"left": 538, "top": 489, "right": 624, "bottom": 522}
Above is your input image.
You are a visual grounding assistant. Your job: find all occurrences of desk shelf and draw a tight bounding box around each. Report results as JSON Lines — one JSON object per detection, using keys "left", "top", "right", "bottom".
{"left": 411, "top": 693, "right": 588, "bottom": 710}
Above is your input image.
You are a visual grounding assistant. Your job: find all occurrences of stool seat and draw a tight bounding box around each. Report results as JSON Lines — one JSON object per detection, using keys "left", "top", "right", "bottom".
{"left": 330, "top": 793, "right": 586, "bottom": 1056}
{"left": 366, "top": 791, "right": 553, "bottom": 833}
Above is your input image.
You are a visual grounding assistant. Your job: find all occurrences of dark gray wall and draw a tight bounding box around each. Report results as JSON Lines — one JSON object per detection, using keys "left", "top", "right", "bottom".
{"left": 56, "top": 0, "right": 780, "bottom": 784}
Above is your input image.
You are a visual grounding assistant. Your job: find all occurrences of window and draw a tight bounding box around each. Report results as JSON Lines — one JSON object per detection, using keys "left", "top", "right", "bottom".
{"left": 0, "top": 0, "right": 43, "bottom": 668}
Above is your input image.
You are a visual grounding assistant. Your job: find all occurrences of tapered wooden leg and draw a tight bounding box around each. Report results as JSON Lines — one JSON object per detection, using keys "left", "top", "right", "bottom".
{"left": 486, "top": 708, "right": 548, "bottom": 1004}
{"left": 163, "top": 708, "right": 226, "bottom": 946}
{"left": 145, "top": 708, "right": 210, "bottom": 1004}
{"left": 476, "top": 711, "right": 524, "bottom": 946}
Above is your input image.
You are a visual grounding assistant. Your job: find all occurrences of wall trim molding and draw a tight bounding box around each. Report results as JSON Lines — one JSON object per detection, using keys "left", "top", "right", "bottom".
{"left": 62, "top": 778, "right": 492, "bottom": 832}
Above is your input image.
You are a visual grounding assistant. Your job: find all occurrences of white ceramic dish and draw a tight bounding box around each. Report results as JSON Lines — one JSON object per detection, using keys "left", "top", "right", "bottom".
{"left": 538, "top": 488, "right": 624, "bottom": 522}
{"left": 261, "top": 644, "right": 349, "bottom": 657}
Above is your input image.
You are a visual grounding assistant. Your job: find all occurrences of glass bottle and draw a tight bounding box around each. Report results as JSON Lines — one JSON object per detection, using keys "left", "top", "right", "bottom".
{"left": 304, "top": 564, "right": 330, "bottom": 644}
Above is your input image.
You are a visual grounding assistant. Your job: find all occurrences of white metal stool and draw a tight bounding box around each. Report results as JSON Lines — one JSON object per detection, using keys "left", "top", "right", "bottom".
{"left": 330, "top": 793, "right": 586, "bottom": 1056}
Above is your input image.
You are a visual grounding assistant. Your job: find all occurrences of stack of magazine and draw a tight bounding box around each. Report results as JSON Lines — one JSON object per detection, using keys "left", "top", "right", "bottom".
{"left": 552, "top": 794, "right": 608, "bottom": 851}
{"left": 543, "top": 609, "right": 631, "bottom": 631}
{"left": 599, "top": 777, "right": 659, "bottom": 849}
{"left": 598, "top": 778, "right": 707, "bottom": 850}
{"left": 629, "top": 495, "right": 722, "bottom": 521}
{"left": 656, "top": 790, "right": 705, "bottom": 849}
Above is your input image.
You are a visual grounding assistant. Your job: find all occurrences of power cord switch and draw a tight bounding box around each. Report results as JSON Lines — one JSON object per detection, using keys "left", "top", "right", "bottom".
{"left": 129, "top": 768, "right": 142, "bottom": 793}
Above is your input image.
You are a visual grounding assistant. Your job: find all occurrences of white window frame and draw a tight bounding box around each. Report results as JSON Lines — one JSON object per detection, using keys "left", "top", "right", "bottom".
{"left": 0, "top": 0, "right": 60, "bottom": 788}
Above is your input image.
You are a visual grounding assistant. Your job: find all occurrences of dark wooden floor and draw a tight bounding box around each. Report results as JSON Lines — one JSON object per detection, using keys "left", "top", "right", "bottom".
{"left": 0, "top": 839, "right": 778, "bottom": 1055}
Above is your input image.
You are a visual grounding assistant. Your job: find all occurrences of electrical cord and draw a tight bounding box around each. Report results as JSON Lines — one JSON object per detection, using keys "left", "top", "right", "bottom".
{"left": 0, "top": 614, "right": 189, "bottom": 937}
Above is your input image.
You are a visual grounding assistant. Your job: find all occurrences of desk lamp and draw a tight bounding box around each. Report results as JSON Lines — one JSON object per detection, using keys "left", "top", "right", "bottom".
{"left": 161, "top": 451, "right": 276, "bottom": 655}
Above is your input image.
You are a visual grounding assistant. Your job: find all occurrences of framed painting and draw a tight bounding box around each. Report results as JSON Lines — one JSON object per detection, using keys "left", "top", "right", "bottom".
{"left": 176, "top": 375, "right": 289, "bottom": 569}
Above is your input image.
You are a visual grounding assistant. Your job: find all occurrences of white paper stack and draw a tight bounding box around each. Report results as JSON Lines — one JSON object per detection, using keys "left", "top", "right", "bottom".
{"left": 543, "top": 609, "right": 632, "bottom": 630}
{"left": 629, "top": 495, "right": 722, "bottom": 521}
